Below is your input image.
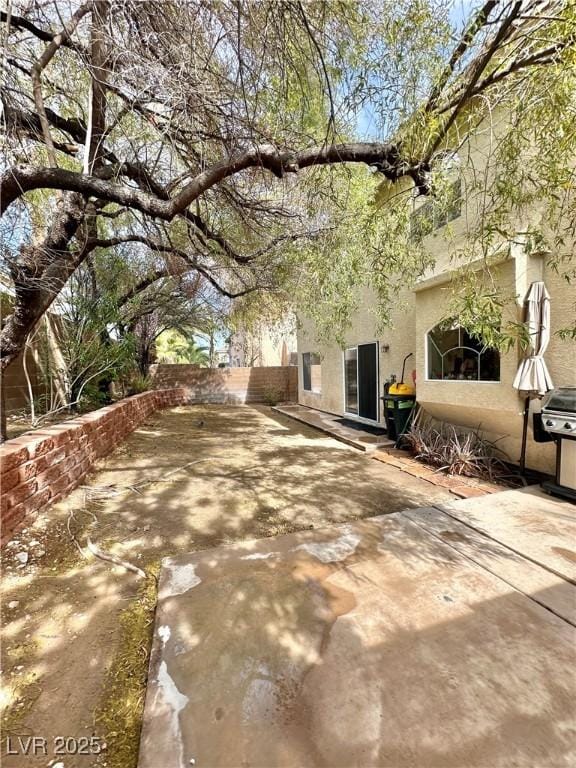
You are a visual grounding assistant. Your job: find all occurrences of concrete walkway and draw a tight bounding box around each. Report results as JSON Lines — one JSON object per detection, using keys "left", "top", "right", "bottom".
{"left": 140, "top": 487, "right": 576, "bottom": 768}
{"left": 273, "top": 404, "right": 394, "bottom": 452}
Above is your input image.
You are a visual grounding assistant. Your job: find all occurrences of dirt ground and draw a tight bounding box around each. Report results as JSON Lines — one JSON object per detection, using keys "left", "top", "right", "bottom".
{"left": 1, "top": 405, "right": 452, "bottom": 768}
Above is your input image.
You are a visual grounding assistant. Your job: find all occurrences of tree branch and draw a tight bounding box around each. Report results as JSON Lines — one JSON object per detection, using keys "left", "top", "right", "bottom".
{"left": 1, "top": 97, "right": 257, "bottom": 264}
{"left": 0, "top": 141, "right": 418, "bottom": 217}
{"left": 1, "top": 193, "right": 87, "bottom": 369}
{"left": 426, "top": 1, "right": 524, "bottom": 159}
{"left": 116, "top": 268, "right": 175, "bottom": 307}
{"left": 30, "top": 2, "right": 94, "bottom": 166}
{"left": 424, "top": 0, "right": 499, "bottom": 114}
{"left": 0, "top": 10, "right": 88, "bottom": 55}
{"left": 438, "top": 35, "right": 576, "bottom": 113}
{"left": 84, "top": 234, "right": 261, "bottom": 299}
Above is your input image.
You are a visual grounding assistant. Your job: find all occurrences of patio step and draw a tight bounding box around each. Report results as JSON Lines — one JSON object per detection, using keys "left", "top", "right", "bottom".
{"left": 272, "top": 404, "right": 394, "bottom": 453}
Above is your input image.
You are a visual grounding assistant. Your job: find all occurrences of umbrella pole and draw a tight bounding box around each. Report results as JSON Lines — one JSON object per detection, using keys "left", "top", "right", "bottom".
{"left": 520, "top": 395, "right": 530, "bottom": 475}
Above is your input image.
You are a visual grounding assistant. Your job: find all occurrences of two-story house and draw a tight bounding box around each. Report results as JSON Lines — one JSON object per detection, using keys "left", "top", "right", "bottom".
{"left": 297, "top": 111, "right": 576, "bottom": 475}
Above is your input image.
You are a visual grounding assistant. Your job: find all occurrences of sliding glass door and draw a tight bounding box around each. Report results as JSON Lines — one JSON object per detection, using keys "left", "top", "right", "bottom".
{"left": 344, "top": 342, "right": 378, "bottom": 422}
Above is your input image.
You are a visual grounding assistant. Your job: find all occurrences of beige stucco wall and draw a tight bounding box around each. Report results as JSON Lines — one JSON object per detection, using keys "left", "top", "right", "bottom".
{"left": 0, "top": 310, "right": 66, "bottom": 414}
{"left": 297, "top": 106, "right": 576, "bottom": 474}
{"left": 417, "top": 259, "right": 535, "bottom": 470}
{"left": 544, "top": 264, "right": 576, "bottom": 387}
{"left": 411, "top": 125, "right": 576, "bottom": 476}
{"left": 297, "top": 285, "right": 415, "bottom": 421}
{"left": 298, "top": 255, "right": 575, "bottom": 474}
{"left": 415, "top": 254, "right": 575, "bottom": 474}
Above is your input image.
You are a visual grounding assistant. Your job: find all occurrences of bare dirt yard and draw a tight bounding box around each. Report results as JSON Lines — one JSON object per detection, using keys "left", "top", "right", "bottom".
{"left": 1, "top": 405, "right": 452, "bottom": 768}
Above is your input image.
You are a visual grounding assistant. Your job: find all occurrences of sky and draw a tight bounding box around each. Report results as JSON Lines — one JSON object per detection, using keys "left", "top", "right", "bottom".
{"left": 355, "top": 0, "right": 482, "bottom": 140}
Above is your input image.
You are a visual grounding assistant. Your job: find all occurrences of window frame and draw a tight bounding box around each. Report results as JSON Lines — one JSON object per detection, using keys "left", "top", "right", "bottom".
{"left": 410, "top": 178, "right": 462, "bottom": 240}
{"left": 425, "top": 323, "right": 501, "bottom": 383}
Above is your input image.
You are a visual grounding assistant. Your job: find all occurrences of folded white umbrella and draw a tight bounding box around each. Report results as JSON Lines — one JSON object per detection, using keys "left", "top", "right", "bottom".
{"left": 513, "top": 281, "right": 554, "bottom": 396}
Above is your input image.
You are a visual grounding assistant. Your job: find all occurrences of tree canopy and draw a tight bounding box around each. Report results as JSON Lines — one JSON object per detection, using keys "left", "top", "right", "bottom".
{"left": 1, "top": 0, "right": 575, "bottom": 380}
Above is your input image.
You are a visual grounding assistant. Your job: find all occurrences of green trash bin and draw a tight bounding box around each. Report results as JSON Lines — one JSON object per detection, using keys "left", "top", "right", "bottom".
{"left": 382, "top": 394, "right": 416, "bottom": 441}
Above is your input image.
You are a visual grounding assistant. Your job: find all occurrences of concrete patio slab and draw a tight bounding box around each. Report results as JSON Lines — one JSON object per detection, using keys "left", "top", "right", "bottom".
{"left": 438, "top": 486, "right": 576, "bottom": 583}
{"left": 139, "top": 494, "right": 576, "bottom": 768}
{"left": 404, "top": 506, "right": 576, "bottom": 625}
{"left": 273, "top": 404, "right": 394, "bottom": 452}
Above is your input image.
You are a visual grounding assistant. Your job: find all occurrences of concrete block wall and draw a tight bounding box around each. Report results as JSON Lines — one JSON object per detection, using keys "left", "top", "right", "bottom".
{"left": 150, "top": 365, "right": 298, "bottom": 404}
{"left": 0, "top": 388, "right": 187, "bottom": 545}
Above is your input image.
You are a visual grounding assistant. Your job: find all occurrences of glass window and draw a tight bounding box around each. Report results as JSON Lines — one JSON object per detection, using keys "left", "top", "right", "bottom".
{"left": 410, "top": 178, "right": 462, "bottom": 240}
{"left": 302, "top": 352, "right": 321, "bottom": 393}
{"left": 426, "top": 322, "right": 500, "bottom": 382}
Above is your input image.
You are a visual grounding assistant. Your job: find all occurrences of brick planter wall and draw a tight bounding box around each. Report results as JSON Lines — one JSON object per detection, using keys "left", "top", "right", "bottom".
{"left": 0, "top": 388, "right": 187, "bottom": 546}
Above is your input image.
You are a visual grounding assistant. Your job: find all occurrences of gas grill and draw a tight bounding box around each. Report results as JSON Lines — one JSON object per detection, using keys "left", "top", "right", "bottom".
{"left": 541, "top": 387, "right": 576, "bottom": 502}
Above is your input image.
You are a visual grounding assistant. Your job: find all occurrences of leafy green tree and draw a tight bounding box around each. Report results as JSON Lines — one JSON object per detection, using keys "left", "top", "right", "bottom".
{"left": 46, "top": 260, "right": 135, "bottom": 411}
{"left": 156, "top": 330, "right": 210, "bottom": 366}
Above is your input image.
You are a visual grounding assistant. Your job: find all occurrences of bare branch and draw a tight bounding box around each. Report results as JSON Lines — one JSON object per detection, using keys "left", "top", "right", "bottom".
{"left": 30, "top": 2, "right": 93, "bottom": 165}
{"left": 0, "top": 141, "right": 417, "bottom": 217}
{"left": 0, "top": 10, "right": 87, "bottom": 54}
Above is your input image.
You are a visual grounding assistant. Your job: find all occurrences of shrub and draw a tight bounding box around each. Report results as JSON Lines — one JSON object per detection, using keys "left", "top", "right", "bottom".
{"left": 127, "top": 375, "right": 152, "bottom": 395}
{"left": 404, "top": 419, "right": 510, "bottom": 480}
{"left": 263, "top": 387, "right": 283, "bottom": 406}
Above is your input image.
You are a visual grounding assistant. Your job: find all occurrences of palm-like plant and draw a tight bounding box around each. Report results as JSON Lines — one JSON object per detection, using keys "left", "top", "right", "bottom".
{"left": 156, "top": 329, "right": 209, "bottom": 366}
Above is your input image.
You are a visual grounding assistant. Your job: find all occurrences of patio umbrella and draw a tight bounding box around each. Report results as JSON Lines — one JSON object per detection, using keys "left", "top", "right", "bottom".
{"left": 513, "top": 280, "right": 554, "bottom": 472}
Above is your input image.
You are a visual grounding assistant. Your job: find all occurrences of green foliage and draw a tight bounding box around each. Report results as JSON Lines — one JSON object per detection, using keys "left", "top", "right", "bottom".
{"left": 271, "top": 166, "right": 432, "bottom": 346}
{"left": 3, "top": 0, "right": 576, "bottom": 360}
{"left": 278, "top": 4, "right": 576, "bottom": 349}
{"left": 126, "top": 374, "right": 152, "bottom": 395}
{"left": 155, "top": 329, "right": 209, "bottom": 366}
{"left": 51, "top": 264, "right": 136, "bottom": 410}
{"left": 288, "top": 47, "right": 576, "bottom": 350}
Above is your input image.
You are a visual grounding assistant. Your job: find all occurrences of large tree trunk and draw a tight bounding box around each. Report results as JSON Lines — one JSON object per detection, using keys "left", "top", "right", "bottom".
{"left": 137, "top": 346, "right": 152, "bottom": 378}
{"left": 0, "top": 193, "right": 87, "bottom": 372}
{"left": 0, "top": 3, "right": 109, "bottom": 440}
{"left": 0, "top": 193, "right": 86, "bottom": 440}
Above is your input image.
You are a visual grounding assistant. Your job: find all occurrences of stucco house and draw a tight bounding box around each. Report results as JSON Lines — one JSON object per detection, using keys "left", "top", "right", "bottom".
{"left": 297, "top": 113, "right": 576, "bottom": 476}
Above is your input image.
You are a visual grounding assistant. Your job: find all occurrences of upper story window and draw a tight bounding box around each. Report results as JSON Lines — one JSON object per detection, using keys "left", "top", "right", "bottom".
{"left": 410, "top": 177, "right": 462, "bottom": 240}
{"left": 302, "top": 352, "right": 321, "bottom": 393}
{"left": 427, "top": 322, "right": 500, "bottom": 382}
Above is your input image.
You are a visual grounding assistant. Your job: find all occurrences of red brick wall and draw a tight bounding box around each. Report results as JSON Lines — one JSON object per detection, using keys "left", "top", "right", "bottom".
{"left": 150, "top": 365, "right": 298, "bottom": 404}
{"left": 0, "top": 388, "right": 187, "bottom": 546}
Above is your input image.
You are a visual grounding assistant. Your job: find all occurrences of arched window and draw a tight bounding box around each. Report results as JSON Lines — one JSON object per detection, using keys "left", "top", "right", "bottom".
{"left": 426, "top": 322, "right": 500, "bottom": 382}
